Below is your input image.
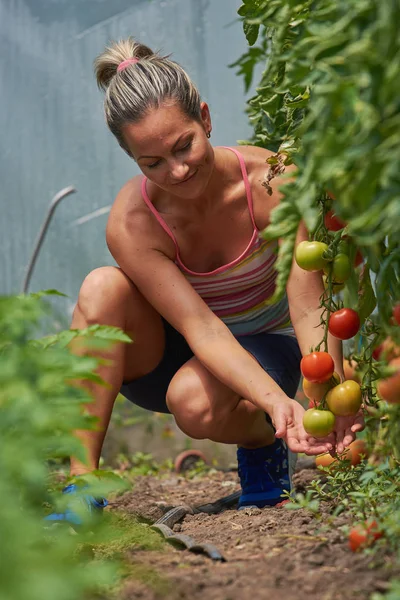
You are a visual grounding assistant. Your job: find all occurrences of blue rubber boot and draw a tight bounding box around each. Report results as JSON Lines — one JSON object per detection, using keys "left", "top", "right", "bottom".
{"left": 44, "top": 484, "right": 108, "bottom": 528}
{"left": 237, "top": 439, "right": 296, "bottom": 509}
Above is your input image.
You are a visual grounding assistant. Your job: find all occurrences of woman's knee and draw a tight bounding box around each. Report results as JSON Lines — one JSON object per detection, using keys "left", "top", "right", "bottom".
{"left": 76, "top": 266, "right": 136, "bottom": 326}
{"left": 166, "top": 372, "right": 213, "bottom": 439}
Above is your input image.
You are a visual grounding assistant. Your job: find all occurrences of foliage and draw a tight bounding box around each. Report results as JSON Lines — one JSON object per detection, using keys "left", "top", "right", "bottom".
{"left": 235, "top": 0, "right": 400, "bottom": 580}
{"left": 233, "top": 0, "right": 400, "bottom": 308}
{"left": 0, "top": 291, "right": 150, "bottom": 600}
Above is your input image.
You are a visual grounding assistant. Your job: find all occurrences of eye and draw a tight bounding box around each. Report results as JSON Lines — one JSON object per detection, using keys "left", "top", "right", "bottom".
{"left": 177, "top": 141, "right": 192, "bottom": 153}
{"left": 147, "top": 160, "right": 161, "bottom": 169}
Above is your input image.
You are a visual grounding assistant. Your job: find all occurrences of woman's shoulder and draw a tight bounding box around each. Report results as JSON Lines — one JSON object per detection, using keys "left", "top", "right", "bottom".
{"left": 229, "top": 145, "right": 295, "bottom": 229}
{"left": 106, "top": 175, "right": 175, "bottom": 258}
{"left": 230, "top": 144, "right": 275, "bottom": 169}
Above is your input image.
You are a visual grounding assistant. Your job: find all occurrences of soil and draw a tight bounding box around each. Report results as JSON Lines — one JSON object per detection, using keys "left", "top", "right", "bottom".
{"left": 109, "top": 464, "right": 399, "bottom": 600}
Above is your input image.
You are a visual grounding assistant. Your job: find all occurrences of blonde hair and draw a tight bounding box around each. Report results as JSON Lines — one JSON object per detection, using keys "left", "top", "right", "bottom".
{"left": 94, "top": 38, "right": 202, "bottom": 156}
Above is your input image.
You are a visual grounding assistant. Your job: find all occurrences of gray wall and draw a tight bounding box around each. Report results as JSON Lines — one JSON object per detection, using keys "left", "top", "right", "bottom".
{"left": 0, "top": 0, "right": 254, "bottom": 325}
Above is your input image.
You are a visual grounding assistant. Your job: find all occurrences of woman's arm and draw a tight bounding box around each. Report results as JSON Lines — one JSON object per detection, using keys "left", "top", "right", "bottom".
{"left": 107, "top": 202, "right": 332, "bottom": 455}
{"left": 287, "top": 221, "right": 345, "bottom": 380}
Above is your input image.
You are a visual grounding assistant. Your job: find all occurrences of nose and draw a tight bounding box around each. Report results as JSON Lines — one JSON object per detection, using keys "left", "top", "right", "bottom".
{"left": 169, "top": 160, "right": 190, "bottom": 182}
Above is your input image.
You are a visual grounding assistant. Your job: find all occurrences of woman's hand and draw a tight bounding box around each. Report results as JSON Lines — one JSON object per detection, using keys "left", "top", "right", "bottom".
{"left": 269, "top": 399, "right": 334, "bottom": 455}
{"left": 329, "top": 410, "right": 365, "bottom": 454}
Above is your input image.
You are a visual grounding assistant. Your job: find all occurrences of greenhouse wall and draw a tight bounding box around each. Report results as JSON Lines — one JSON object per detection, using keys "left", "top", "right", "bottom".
{"left": 0, "top": 0, "right": 255, "bottom": 326}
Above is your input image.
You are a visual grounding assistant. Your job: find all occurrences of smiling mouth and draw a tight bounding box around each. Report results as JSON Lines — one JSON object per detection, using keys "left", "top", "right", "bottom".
{"left": 175, "top": 170, "right": 198, "bottom": 185}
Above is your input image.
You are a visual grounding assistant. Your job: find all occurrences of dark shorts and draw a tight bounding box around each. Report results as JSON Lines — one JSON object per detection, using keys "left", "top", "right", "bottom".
{"left": 120, "top": 320, "right": 302, "bottom": 413}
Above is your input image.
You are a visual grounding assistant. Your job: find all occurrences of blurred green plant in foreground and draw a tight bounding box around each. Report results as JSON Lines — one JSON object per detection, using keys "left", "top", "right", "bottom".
{"left": 0, "top": 291, "right": 165, "bottom": 600}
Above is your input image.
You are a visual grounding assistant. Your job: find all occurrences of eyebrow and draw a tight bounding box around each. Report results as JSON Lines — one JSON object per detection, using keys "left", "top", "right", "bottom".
{"left": 137, "top": 132, "right": 191, "bottom": 161}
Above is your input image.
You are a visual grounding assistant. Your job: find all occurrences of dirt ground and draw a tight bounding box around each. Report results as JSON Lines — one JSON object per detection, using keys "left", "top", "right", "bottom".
{"left": 110, "top": 464, "right": 399, "bottom": 600}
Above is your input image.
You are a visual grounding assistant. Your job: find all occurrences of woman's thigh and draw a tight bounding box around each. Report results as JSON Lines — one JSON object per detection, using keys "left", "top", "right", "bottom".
{"left": 166, "top": 332, "right": 301, "bottom": 422}
{"left": 120, "top": 319, "right": 193, "bottom": 413}
{"left": 121, "top": 327, "right": 301, "bottom": 415}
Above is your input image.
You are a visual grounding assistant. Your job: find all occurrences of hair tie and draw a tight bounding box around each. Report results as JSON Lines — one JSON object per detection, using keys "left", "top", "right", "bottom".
{"left": 117, "top": 58, "right": 139, "bottom": 73}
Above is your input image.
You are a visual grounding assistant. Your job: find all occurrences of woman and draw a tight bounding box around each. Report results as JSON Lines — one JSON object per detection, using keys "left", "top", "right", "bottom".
{"left": 50, "top": 38, "right": 364, "bottom": 522}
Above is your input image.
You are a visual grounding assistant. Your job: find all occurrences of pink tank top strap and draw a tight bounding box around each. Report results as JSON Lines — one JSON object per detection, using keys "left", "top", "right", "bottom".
{"left": 140, "top": 177, "right": 180, "bottom": 254}
{"left": 222, "top": 146, "right": 257, "bottom": 231}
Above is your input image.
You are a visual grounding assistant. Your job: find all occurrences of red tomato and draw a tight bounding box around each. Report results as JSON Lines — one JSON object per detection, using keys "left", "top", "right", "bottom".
{"left": 326, "top": 380, "right": 362, "bottom": 416}
{"left": 301, "top": 352, "right": 335, "bottom": 383}
{"left": 328, "top": 308, "right": 360, "bottom": 340}
{"left": 349, "top": 520, "right": 383, "bottom": 552}
{"left": 295, "top": 241, "right": 329, "bottom": 272}
{"left": 303, "top": 409, "right": 336, "bottom": 437}
{"left": 354, "top": 250, "right": 364, "bottom": 267}
{"left": 393, "top": 304, "right": 400, "bottom": 325}
{"left": 324, "top": 210, "right": 346, "bottom": 231}
{"left": 377, "top": 358, "right": 400, "bottom": 404}
{"left": 372, "top": 344, "right": 383, "bottom": 360}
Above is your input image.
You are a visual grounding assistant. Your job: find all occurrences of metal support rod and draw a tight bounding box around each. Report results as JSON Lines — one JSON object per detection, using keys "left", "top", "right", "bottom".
{"left": 21, "top": 186, "right": 76, "bottom": 294}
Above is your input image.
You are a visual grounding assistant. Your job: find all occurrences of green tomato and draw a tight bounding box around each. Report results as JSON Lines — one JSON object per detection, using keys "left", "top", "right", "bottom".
{"left": 322, "top": 275, "right": 345, "bottom": 294}
{"left": 324, "top": 253, "right": 351, "bottom": 283}
{"left": 295, "top": 241, "right": 329, "bottom": 272}
{"left": 303, "top": 409, "right": 336, "bottom": 438}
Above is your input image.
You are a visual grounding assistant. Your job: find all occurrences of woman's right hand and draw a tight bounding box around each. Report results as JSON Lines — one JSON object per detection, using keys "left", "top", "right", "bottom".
{"left": 269, "top": 399, "right": 333, "bottom": 456}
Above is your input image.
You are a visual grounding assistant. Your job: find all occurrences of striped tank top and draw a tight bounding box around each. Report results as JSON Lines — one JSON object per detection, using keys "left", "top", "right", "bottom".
{"left": 141, "top": 146, "right": 294, "bottom": 337}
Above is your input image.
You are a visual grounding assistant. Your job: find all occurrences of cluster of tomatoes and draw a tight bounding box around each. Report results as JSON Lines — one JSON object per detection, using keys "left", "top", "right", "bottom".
{"left": 374, "top": 304, "right": 400, "bottom": 404}
{"left": 294, "top": 230, "right": 361, "bottom": 341}
{"left": 301, "top": 351, "right": 362, "bottom": 437}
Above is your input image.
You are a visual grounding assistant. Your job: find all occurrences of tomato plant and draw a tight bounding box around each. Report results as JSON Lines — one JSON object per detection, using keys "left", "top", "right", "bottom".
{"left": 303, "top": 409, "right": 335, "bottom": 438}
{"left": 328, "top": 308, "right": 360, "bottom": 340}
{"left": 326, "top": 380, "right": 362, "bottom": 416}
{"left": 295, "top": 241, "right": 328, "bottom": 272}
{"left": 237, "top": 0, "right": 400, "bottom": 567}
{"left": 301, "top": 352, "right": 335, "bottom": 383}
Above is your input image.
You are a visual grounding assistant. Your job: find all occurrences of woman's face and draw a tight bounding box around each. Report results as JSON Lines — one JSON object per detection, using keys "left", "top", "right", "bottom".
{"left": 122, "top": 101, "right": 214, "bottom": 199}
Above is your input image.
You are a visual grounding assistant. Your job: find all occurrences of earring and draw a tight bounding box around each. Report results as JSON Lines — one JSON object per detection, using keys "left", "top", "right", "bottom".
{"left": 206, "top": 131, "right": 211, "bottom": 138}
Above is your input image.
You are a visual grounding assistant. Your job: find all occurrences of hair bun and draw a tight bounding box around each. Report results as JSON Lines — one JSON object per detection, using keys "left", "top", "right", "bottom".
{"left": 94, "top": 37, "right": 154, "bottom": 91}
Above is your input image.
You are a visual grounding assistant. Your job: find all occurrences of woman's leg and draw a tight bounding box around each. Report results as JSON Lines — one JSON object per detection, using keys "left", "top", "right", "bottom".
{"left": 166, "top": 334, "right": 301, "bottom": 445}
{"left": 69, "top": 266, "right": 165, "bottom": 475}
{"left": 166, "top": 334, "right": 301, "bottom": 508}
{"left": 166, "top": 355, "right": 276, "bottom": 447}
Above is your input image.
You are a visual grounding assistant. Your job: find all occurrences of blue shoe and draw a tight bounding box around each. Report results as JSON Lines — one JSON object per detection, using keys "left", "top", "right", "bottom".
{"left": 237, "top": 439, "right": 296, "bottom": 509}
{"left": 44, "top": 484, "right": 108, "bottom": 527}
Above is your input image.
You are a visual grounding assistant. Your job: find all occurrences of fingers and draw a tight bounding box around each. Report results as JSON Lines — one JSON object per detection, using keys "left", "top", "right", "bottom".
{"left": 286, "top": 435, "right": 332, "bottom": 455}
{"left": 273, "top": 416, "right": 287, "bottom": 439}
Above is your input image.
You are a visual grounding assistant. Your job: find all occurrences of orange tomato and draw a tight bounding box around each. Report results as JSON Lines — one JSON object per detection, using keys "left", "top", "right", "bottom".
{"left": 349, "top": 520, "right": 383, "bottom": 552}
{"left": 315, "top": 439, "right": 368, "bottom": 469}
{"left": 326, "top": 380, "right": 362, "bottom": 416}
{"left": 349, "top": 439, "right": 368, "bottom": 466}
{"left": 343, "top": 358, "right": 360, "bottom": 382}
{"left": 303, "top": 372, "right": 340, "bottom": 404}
{"left": 381, "top": 337, "right": 400, "bottom": 362}
{"left": 377, "top": 358, "right": 400, "bottom": 404}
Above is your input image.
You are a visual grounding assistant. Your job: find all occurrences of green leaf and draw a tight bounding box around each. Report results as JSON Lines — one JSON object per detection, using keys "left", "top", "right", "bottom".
{"left": 357, "top": 267, "right": 377, "bottom": 326}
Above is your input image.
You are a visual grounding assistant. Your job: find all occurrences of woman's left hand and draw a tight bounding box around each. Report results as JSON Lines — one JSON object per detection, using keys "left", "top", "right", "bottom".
{"left": 332, "top": 410, "right": 365, "bottom": 454}
{"left": 318, "top": 409, "right": 365, "bottom": 455}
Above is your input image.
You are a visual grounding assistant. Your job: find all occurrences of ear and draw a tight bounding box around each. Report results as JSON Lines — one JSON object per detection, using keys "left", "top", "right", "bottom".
{"left": 200, "top": 101, "right": 212, "bottom": 136}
